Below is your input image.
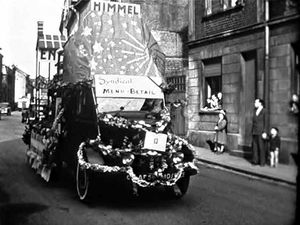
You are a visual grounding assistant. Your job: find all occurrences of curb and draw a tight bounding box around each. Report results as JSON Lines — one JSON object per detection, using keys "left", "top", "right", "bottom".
{"left": 195, "top": 157, "right": 297, "bottom": 187}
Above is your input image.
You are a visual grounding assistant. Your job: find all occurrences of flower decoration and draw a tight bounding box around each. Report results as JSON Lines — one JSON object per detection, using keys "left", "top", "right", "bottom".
{"left": 77, "top": 140, "right": 196, "bottom": 187}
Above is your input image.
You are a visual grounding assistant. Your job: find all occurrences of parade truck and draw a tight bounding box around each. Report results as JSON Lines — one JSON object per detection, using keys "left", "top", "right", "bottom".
{"left": 23, "top": 0, "right": 198, "bottom": 201}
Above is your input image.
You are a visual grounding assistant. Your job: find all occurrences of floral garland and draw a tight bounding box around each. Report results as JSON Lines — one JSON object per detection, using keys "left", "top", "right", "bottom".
{"left": 25, "top": 110, "right": 63, "bottom": 182}
{"left": 77, "top": 139, "right": 198, "bottom": 187}
{"left": 98, "top": 106, "right": 171, "bottom": 133}
{"left": 98, "top": 112, "right": 194, "bottom": 154}
{"left": 77, "top": 142, "right": 124, "bottom": 173}
{"left": 126, "top": 166, "right": 183, "bottom": 187}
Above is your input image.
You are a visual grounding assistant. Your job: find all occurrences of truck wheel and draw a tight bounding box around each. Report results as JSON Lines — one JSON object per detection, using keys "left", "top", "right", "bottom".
{"left": 167, "top": 175, "right": 190, "bottom": 199}
{"left": 76, "top": 163, "right": 91, "bottom": 201}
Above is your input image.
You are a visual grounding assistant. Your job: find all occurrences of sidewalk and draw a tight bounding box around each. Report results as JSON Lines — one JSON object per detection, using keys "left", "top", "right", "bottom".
{"left": 193, "top": 146, "right": 298, "bottom": 186}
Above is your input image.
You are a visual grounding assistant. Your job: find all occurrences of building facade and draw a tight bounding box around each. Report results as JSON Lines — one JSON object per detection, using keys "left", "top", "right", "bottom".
{"left": 1, "top": 64, "right": 33, "bottom": 109}
{"left": 187, "top": 0, "right": 299, "bottom": 164}
{"left": 1, "top": 65, "right": 15, "bottom": 106}
{"left": 14, "top": 67, "right": 27, "bottom": 103}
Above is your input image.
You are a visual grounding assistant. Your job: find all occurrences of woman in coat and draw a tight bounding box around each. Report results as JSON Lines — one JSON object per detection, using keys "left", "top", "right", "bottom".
{"left": 213, "top": 110, "right": 228, "bottom": 154}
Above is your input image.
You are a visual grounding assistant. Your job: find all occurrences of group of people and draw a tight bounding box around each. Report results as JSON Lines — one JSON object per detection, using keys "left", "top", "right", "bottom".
{"left": 202, "top": 92, "right": 223, "bottom": 111}
{"left": 252, "top": 98, "right": 280, "bottom": 167}
{"left": 206, "top": 97, "right": 281, "bottom": 167}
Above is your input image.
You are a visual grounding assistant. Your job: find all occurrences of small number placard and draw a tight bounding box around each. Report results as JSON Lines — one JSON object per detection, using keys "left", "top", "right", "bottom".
{"left": 143, "top": 131, "right": 167, "bottom": 152}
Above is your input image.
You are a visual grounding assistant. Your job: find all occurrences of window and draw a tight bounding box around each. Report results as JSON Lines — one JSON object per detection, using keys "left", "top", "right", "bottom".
{"left": 166, "top": 75, "right": 186, "bottom": 93}
{"left": 205, "top": 76, "right": 222, "bottom": 98}
{"left": 202, "top": 58, "right": 222, "bottom": 108}
{"left": 205, "top": 0, "right": 243, "bottom": 15}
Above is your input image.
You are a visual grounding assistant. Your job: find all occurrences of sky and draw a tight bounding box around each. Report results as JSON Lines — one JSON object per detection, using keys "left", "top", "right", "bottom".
{"left": 0, "top": 0, "right": 64, "bottom": 77}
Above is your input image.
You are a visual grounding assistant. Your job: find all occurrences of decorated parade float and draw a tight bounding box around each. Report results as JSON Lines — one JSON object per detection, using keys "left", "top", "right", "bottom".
{"left": 23, "top": 0, "right": 198, "bottom": 201}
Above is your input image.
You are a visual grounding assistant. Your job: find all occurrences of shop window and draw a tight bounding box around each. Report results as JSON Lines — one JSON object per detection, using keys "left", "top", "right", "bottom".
{"left": 205, "top": 0, "right": 244, "bottom": 15}
{"left": 166, "top": 75, "right": 186, "bottom": 93}
{"left": 202, "top": 58, "right": 222, "bottom": 110}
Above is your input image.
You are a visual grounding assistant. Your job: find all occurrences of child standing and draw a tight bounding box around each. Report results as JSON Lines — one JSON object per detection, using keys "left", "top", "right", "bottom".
{"left": 269, "top": 127, "right": 281, "bottom": 167}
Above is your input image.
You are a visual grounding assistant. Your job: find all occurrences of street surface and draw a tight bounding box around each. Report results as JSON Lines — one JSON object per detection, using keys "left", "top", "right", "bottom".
{"left": 0, "top": 112, "right": 297, "bottom": 225}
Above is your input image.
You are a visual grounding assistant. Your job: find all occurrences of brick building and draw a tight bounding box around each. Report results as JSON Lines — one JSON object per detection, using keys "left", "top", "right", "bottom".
{"left": 187, "top": 0, "right": 299, "bottom": 164}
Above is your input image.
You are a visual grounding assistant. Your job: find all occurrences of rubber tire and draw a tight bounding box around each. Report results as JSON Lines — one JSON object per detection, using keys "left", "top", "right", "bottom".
{"left": 76, "top": 163, "right": 95, "bottom": 202}
{"left": 167, "top": 175, "right": 190, "bottom": 199}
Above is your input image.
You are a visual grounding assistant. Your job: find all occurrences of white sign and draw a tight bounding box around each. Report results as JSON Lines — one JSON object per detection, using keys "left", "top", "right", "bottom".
{"left": 96, "top": 98, "right": 145, "bottom": 112}
{"left": 94, "top": 75, "right": 164, "bottom": 99}
{"left": 39, "top": 49, "right": 57, "bottom": 61}
{"left": 143, "top": 131, "right": 167, "bottom": 152}
{"left": 92, "top": 0, "right": 141, "bottom": 16}
{"left": 37, "top": 50, "right": 57, "bottom": 80}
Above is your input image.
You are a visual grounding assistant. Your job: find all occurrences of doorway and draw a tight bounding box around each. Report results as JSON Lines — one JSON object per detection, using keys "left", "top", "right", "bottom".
{"left": 239, "top": 51, "right": 257, "bottom": 148}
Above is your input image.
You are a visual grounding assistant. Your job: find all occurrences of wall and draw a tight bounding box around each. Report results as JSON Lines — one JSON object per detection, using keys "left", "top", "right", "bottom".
{"left": 14, "top": 69, "right": 27, "bottom": 103}
{"left": 188, "top": 18, "right": 299, "bottom": 164}
{"left": 187, "top": 30, "right": 263, "bottom": 149}
{"left": 268, "top": 22, "right": 299, "bottom": 163}
{"left": 194, "top": 0, "right": 259, "bottom": 39}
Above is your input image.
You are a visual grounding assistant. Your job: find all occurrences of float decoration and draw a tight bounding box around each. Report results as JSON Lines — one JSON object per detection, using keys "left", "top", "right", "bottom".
{"left": 77, "top": 140, "right": 197, "bottom": 187}
{"left": 76, "top": 112, "right": 198, "bottom": 187}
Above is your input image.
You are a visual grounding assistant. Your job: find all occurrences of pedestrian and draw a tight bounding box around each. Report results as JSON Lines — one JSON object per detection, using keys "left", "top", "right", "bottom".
{"left": 252, "top": 98, "right": 267, "bottom": 166}
{"left": 213, "top": 109, "right": 228, "bottom": 154}
{"left": 268, "top": 127, "right": 280, "bottom": 167}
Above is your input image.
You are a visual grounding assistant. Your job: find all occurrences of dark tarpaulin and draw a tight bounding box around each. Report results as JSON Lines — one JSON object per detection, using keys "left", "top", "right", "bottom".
{"left": 63, "top": 35, "right": 92, "bottom": 84}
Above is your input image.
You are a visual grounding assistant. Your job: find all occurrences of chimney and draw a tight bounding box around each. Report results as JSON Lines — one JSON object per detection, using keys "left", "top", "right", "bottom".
{"left": 37, "top": 21, "right": 44, "bottom": 37}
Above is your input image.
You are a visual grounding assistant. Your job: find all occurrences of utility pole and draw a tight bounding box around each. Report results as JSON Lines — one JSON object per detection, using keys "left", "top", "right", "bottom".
{"left": 264, "top": 0, "right": 270, "bottom": 131}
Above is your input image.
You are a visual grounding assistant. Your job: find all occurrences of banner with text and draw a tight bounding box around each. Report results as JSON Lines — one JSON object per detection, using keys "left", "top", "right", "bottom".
{"left": 94, "top": 74, "right": 164, "bottom": 99}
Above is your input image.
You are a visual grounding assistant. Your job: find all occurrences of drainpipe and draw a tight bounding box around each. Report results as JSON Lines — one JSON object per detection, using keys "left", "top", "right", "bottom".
{"left": 264, "top": 0, "right": 270, "bottom": 131}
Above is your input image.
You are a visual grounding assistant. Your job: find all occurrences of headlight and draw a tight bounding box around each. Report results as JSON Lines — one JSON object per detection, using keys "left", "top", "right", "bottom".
{"left": 122, "top": 153, "right": 135, "bottom": 166}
